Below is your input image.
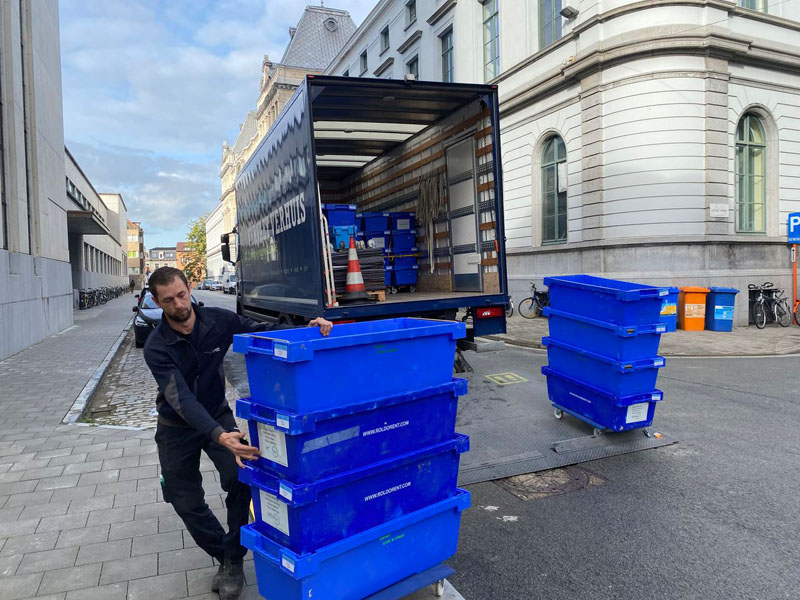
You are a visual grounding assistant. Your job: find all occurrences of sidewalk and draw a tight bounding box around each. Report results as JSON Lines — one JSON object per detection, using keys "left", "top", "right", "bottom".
{"left": 488, "top": 314, "right": 800, "bottom": 356}
{"left": 0, "top": 296, "right": 463, "bottom": 600}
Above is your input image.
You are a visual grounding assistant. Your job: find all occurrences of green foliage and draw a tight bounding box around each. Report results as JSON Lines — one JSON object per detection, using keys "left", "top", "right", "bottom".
{"left": 183, "top": 215, "right": 207, "bottom": 282}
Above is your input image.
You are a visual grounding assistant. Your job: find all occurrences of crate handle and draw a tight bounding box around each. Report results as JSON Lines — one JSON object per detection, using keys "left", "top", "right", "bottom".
{"left": 242, "top": 336, "right": 275, "bottom": 356}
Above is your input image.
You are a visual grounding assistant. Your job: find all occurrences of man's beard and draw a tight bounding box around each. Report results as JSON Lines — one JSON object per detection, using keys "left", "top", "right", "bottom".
{"left": 168, "top": 306, "right": 192, "bottom": 322}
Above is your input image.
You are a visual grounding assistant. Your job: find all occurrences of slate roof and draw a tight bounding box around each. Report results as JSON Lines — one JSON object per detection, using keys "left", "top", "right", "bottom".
{"left": 231, "top": 111, "right": 258, "bottom": 157}
{"left": 280, "top": 5, "right": 357, "bottom": 70}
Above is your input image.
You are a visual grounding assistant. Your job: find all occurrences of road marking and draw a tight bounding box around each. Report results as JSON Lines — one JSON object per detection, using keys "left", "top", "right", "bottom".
{"left": 485, "top": 372, "right": 528, "bottom": 386}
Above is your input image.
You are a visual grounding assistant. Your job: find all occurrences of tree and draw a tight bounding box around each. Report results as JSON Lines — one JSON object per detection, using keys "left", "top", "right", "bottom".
{"left": 183, "top": 215, "right": 207, "bottom": 283}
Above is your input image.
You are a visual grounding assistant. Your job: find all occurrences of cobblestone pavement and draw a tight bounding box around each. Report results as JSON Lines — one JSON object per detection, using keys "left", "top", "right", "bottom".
{"left": 489, "top": 313, "right": 800, "bottom": 356}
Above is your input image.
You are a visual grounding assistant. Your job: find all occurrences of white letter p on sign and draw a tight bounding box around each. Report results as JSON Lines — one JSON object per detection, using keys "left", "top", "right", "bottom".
{"left": 791, "top": 215, "right": 800, "bottom": 232}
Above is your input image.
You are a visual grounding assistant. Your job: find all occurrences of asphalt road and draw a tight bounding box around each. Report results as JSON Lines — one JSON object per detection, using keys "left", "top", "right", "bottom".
{"left": 199, "top": 290, "right": 799, "bottom": 600}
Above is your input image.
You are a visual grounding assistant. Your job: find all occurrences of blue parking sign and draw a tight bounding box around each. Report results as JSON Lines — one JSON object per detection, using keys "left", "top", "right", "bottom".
{"left": 790, "top": 213, "right": 800, "bottom": 243}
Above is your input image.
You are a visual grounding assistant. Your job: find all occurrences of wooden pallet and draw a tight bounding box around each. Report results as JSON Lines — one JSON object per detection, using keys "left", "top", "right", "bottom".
{"left": 367, "top": 289, "right": 386, "bottom": 302}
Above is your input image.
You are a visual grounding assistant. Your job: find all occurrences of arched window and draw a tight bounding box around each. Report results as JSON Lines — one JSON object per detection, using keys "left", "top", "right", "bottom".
{"left": 542, "top": 136, "right": 567, "bottom": 243}
{"left": 736, "top": 113, "right": 766, "bottom": 233}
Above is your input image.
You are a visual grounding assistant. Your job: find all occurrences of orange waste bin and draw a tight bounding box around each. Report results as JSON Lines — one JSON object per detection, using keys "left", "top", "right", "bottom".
{"left": 678, "top": 287, "right": 710, "bottom": 330}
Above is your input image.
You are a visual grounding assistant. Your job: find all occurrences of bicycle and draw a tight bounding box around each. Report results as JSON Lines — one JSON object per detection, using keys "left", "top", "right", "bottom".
{"left": 505, "top": 297, "right": 514, "bottom": 318}
{"left": 749, "top": 282, "right": 791, "bottom": 329}
{"left": 518, "top": 282, "right": 550, "bottom": 319}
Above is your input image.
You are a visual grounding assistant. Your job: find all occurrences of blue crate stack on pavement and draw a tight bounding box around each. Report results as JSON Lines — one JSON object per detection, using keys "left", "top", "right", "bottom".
{"left": 232, "top": 318, "right": 471, "bottom": 600}
{"left": 541, "top": 275, "right": 669, "bottom": 432}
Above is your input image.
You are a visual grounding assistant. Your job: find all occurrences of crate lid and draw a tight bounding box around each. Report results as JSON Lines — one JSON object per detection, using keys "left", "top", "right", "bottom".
{"left": 707, "top": 287, "right": 739, "bottom": 294}
{"left": 679, "top": 286, "right": 710, "bottom": 293}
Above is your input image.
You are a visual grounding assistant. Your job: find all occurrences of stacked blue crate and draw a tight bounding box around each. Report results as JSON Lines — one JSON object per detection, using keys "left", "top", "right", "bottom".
{"left": 233, "top": 318, "right": 471, "bottom": 600}
{"left": 323, "top": 204, "right": 358, "bottom": 251}
{"left": 541, "top": 275, "right": 668, "bottom": 432}
{"left": 388, "top": 213, "right": 418, "bottom": 290}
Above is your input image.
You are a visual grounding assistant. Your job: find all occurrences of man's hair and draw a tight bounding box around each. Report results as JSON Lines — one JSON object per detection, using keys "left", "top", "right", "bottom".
{"left": 148, "top": 267, "right": 189, "bottom": 299}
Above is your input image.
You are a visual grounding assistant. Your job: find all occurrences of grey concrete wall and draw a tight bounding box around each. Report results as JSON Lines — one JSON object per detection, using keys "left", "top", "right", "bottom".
{"left": 0, "top": 250, "right": 73, "bottom": 360}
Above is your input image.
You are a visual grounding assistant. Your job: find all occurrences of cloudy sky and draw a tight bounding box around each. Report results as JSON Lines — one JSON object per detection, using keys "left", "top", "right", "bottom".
{"left": 59, "top": 0, "right": 374, "bottom": 249}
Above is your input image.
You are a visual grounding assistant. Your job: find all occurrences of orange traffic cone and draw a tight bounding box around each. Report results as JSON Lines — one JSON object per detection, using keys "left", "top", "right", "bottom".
{"left": 340, "top": 237, "right": 369, "bottom": 303}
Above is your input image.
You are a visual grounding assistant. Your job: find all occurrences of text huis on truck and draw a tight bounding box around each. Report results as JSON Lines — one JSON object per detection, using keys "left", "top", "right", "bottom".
{"left": 222, "top": 75, "right": 509, "bottom": 337}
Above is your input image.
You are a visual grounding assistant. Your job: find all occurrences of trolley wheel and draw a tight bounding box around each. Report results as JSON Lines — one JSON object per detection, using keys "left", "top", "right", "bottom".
{"left": 434, "top": 580, "right": 445, "bottom": 597}
{"left": 553, "top": 408, "right": 563, "bottom": 420}
{"left": 409, "top": 285, "right": 416, "bottom": 293}
{"left": 593, "top": 427, "right": 604, "bottom": 437}
{"left": 390, "top": 286, "right": 398, "bottom": 294}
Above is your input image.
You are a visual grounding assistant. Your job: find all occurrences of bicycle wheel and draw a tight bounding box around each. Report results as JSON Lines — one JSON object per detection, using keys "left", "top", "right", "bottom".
{"left": 777, "top": 299, "right": 792, "bottom": 327}
{"left": 753, "top": 301, "right": 767, "bottom": 329}
{"left": 794, "top": 303, "right": 800, "bottom": 327}
{"left": 532, "top": 299, "right": 543, "bottom": 318}
{"left": 518, "top": 297, "right": 536, "bottom": 319}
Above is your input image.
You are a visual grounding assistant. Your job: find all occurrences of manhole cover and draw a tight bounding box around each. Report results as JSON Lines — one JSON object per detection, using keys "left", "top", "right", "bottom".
{"left": 495, "top": 465, "right": 604, "bottom": 501}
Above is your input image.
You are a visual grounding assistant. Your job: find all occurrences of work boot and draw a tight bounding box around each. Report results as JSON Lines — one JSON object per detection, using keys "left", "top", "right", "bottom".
{"left": 211, "top": 562, "right": 223, "bottom": 592}
{"left": 219, "top": 559, "right": 245, "bottom": 600}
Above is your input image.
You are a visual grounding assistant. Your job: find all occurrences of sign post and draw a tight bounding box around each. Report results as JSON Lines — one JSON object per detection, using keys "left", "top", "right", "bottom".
{"left": 788, "top": 213, "right": 800, "bottom": 321}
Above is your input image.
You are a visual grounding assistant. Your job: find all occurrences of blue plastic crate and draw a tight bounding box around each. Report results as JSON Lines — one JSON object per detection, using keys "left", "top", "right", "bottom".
{"left": 542, "top": 366, "right": 663, "bottom": 432}
{"left": 241, "top": 435, "right": 468, "bottom": 553}
{"left": 358, "top": 212, "right": 390, "bottom": 233}
{"left": 357, "top": 231, "right": 389, "bottom": 249}
{"left": 542, "top": 336, "right": 664, "bottom": 397}
{"left": 391, "top": 249, "right": 418, "bottom": 270}
{"left": 322, "top": 204, "right": 357, "bottom": 227}
{"left": 236, "top": 379, "right": 467, "bottom": 483}
{"left": 543, "top": 306, "right": 665, "bottom": 361}
{"left": 233, "top": 318, "right": 465, "bottom": 413}
{"left": 705, "top": 287, "right": 739, "bottom": 332}
{"left": 392, "top": 266, "right": 418, "bottom": 287}
{"left": 384, "top": 265, "right": 392, "bottom": 286}
{"left": 391, "top": 230, "right": 416, "bottom": 252}
{"left": 544, "top": 275, "right": 667, "bottom": 326}
{"left": 389, "top": 212, "right": 415, "bottom": 231}
{"left": 329, "top": 225, "right": 357, "bottom": 250}
{"left": 659, "top": 287, "right": 679, "bottom": 333}
{"left": 242, "top": 490, "right": 470, "bottom": 600}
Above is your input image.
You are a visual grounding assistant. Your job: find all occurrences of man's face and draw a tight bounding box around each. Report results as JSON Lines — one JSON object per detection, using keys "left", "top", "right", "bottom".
{"left": 153, "top": 277, "right": 193, "bottom": 323}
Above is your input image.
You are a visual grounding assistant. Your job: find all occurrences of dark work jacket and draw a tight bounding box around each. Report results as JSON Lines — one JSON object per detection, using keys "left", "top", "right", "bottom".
{"left": 143, "top": 305, "right": 285, "bottom": 442}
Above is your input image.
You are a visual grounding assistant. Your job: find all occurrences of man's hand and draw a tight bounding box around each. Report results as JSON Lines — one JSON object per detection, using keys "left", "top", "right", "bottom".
{"left": 218, "top": 431, "right": 260, "bottom": 468}
{"left": 309, "top": 317, "right": 333, "bottom": 336}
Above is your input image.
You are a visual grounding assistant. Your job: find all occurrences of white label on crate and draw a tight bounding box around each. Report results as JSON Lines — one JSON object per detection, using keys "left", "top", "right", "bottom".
{"left": 260, "top": 490, "right": 290, "bottom": 535}
{"left": 281, "top": 555, "right": 295, "bottom": 573}
{"left": 656, "top": 324, "right": 666, "bottom": 333}
{"left": 279, "top": 482, "right": 293, "bottom": 501}
{"left": 397, "top": 218, "right": 411, "bottom": 230}
{"left": 362, "top": 420, "right": 410, "bottom": 437}
{"left": 654, "top": 358, "right": 665, "bottom": 367}
{"left": 626, "top": 403, "right": 649, "bottom": 424}
{"left": 275, "top": 414, "right": 290, "bottom": 430}
{"left": 256, "top": 422, "right": 289, "bottom": 467}
{"left": 651, "top": 392, "right": 662, "bottom": 402}
{"left": 364, "top": 481, "right": 411, "bottom": 502}
{"left": 274, "top": 344, "right": 288, "bottom": 359}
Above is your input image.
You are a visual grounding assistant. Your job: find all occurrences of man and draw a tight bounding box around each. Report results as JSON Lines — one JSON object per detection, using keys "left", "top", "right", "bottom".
{"left": 143, "top": 267, "right": 331, "bottom": 600}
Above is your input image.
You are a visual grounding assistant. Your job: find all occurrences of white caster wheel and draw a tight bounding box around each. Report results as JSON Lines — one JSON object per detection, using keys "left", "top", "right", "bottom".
{"left": 593, "top": 427, "right": 604, "bottom": 437}
{"left": 434, "top": 580, "right": 445, "bottom": 597}
{"left": 553, "top": 408, "right": 563, "bottom": 420}
{"left": 391, "top": 286, "right": 398, "bottom": 294}
{"left": 409, "top": 285, "right": 416, "bottom": 292}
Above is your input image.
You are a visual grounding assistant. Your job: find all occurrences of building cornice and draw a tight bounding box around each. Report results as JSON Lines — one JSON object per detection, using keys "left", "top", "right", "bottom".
{"left": 374, "top": 57, "right": 394, "bottom": 76}
{"left": 427, "top": 0, "right": 457, "bottom": 26}
{"left": 397, "top": 30, "right": 422, "bottom": 54}
{"left": 498, "top": 28, "right": 800, "bottom": 118}
{"left": 257, "top": 81, "right": 300, "bottom": 118}
{"left": 497, "top": 0, "right": 800, "bottom": 87}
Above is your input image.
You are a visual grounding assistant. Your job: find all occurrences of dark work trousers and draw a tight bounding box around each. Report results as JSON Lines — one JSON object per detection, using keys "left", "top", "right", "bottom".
{"left": 155, "top": 410, "right": 250, "bottom": 563}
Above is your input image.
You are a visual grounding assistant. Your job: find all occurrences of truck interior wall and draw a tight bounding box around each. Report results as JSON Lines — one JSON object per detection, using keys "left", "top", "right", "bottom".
{"left": 318, "top": 99, "right": 499, "bottom": 295}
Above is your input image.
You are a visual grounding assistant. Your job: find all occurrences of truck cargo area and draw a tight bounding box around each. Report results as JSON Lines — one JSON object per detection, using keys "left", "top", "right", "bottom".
{"left": 311, "top": 77, "right": 503, "bottom": 312}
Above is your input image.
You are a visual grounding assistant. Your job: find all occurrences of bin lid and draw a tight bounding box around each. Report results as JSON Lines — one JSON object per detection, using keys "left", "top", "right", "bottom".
{"left": 708, "top": 287, "right": 739, "bottom": 294}
{"left": 680, "top": 286, "right": 709, "bottom": 292}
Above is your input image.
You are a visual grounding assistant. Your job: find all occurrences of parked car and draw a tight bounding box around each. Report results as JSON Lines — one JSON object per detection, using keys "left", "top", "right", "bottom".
{"left": 134, "top": 285, "right": 150, "bottom": 307}
{"left": 223, "top": 275, "right": 237, "bottom": 294}
{"left": 208, "top": 280, "right": 223, "bottom": 291}
{"left": 132, "top": 292, "right": 203, "bottom": 348}
{"left": 198, "top": 279, "right": 214, "bottom": 290}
